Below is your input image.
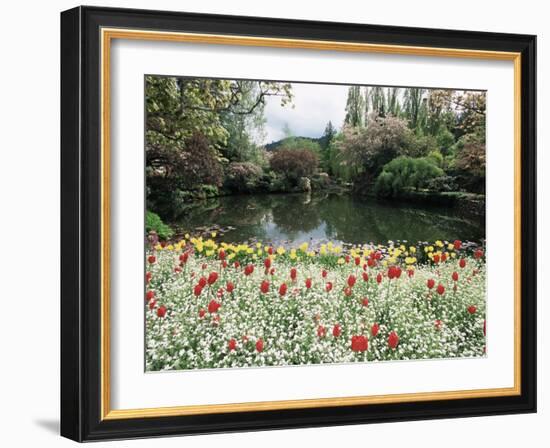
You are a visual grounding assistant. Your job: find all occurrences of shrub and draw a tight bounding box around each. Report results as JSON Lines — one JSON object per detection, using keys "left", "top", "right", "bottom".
{"left": 374, "top": 156, "right": 444, "bottom": 197}
{"left": 224, "top": 162, "right": 264, "bottom": 192}
{"left": 270, "top": 148, "right": 319, "bottom": 184}
{"left": 145, "top": 211, "right": 174, "bottom": 240}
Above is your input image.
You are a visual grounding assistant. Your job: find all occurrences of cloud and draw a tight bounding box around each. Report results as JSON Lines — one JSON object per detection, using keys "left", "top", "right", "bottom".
{"left": 262, "top": 82, "right": 348, "bottom": 144}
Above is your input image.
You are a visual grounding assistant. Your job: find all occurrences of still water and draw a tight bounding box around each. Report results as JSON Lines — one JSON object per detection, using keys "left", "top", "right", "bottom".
{"left": 172, "top": 193, "right": 484, "bottom": 246}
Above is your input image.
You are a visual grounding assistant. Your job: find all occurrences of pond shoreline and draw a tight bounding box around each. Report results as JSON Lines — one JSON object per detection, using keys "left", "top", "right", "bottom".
{"left": 162, "top": 190, "right": 485, "bottom": 247}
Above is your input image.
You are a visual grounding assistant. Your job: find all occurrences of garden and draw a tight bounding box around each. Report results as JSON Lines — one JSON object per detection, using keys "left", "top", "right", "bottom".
{"left": 145, "top": 236, "right": 486, "bottom": 371}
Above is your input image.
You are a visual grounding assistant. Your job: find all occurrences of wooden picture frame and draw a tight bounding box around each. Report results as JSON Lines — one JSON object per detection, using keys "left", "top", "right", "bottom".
{"left": 61, "top": 5, "right": 536, "bottom": 441}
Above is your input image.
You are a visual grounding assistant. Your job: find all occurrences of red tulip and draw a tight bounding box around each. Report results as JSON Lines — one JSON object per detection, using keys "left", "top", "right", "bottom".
{"left": 305, "top": 278, "right": 312, "bottom": 289}
{"left": 433, "top": 254, "right": 440, "bottom": 264}
{"left": 351, "top": 335, "right": 368, "bottom": 352}
{"left": 148, "top": 299, "right": 156, "bottom": 310}
{"left": 222, "top": 260, "right": 228, "bottom": 269}
{"left": 322, "top": 269, "right": 328, "bottom": 278}
{"left": 459, "top": 258, "right": 467, "bottom": 268}
{"left": 344, "top": 287, "right": 352, "bottom": 297}
{"left": 218, "top": 249, "right": 226, "bottom": 260}
{"left": 234, "top": 261, "right": 240, "bottom": 269}
{"left": 354, "top": 257, "right": 361, "bottom": 266}
{"left": 157, "top": 306, "right": 167, "bottom": 318}
{"left": 264, "top": 258, "right": 271, "bottom": 270}
{"left": 332, "top": 324, "right": 342, "bottom": 337}
{"left": 193, "top": 284, "right": 203, "bottom": 296}
{"left": 179, "top": 253, "right": 189, "bottom": 264}
{"left": 207, "top": 271, "right": 219, "bottom": 285}
{"left": 267, "top": 247, "right": 274, "bottom": 255}
{"left": 145, "top": 290, "right": 155, "bottom": 301}
{"left": 256, "top": 339, "right": 264, "bottom": 352}
{"left": 317, "top": 325, "right": 326, "bottom": 338}
{"left": 198, "top": 276, "right": 207, "bottom": 288}
{"left": 407, "top": 269, "right": 414, "bottom": 278}
{"left": 260, "top": 280, "right": 270, "bottom": 294}
{"left": 362, "top": 272, "right": 369, "bottom": 282}
{"left": 388, "top": 331, "right": 399, "bottom": 349}
{"left": 244, "top": 264, "right": 254, "bottom": 276}
{"left": 201, "top": 263, "right": 208, "bottom": 270}
{"left": 367, "top": 258, "right": 376, "bottom": 268}
{"left": 148, "top": 255, "right": 156, "bottom": 264}
{"left": 387, "top": 265, "right": 402, "bottom": 279}
{"left": 468, "top": 305, "right": 477, "bottom": 314}
{"left": 279, "top": 283, "right": 287, "bottom": 296}
{"left": 347, "top": 275, "right": 356, "bottom": 288}
{"left": 198, "top": 308, "right": 206, "bottom": 318}
{"left": 208, "top": 300, "right": 221, "bottom": 313}
{"left": 435, "top": 319, "right": 442, "bottom": 330}
{"left": 371, "top": 323, "right": 379, "bottom": 337}
{"left": 362, "top": 297, "right": 369, "bottom": 307}
{"left": 145, "top": 272, "right": 152, "bottom": 284}
{"left": 427, "top": 279, "right": 435, "bottom": 289}
{"left": 376, "top": 273, "right": 382, "bottom": 284}
{"left": 452, "top": 271, "right": 459, "bottom": 282}
{"left": 441, "top": 253, "right": 447, "bottom": 262}
{"left": 453, "top": 240, "right": 462, "bottom": 250}
{"left": 290, "top": 267, "right": 297, "bottom": 281}
{"left": 226, "top": 281, "right": 235, "bottom": 293}
{"left": 474, "top": 249, "right": 484, "bottom": 259}
{"left": 228, "top": 338, "right": 237, "bottom": 351}
{"left": 325, "top": 282, "right": 333, "bottom": 293}
{"left": 270, "top": 268, "right": 275, "bottom": 275}
{"left": 345, "top": 255, "right": 351, "bottom": 264}
{"left": 437, "top": 284, "right": 445, "bottom": 295}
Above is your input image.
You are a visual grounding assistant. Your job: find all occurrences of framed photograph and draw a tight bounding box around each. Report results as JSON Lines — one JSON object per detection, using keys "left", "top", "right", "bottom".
{"left": 60, "top": 6, "right": 536, "bottom": 441}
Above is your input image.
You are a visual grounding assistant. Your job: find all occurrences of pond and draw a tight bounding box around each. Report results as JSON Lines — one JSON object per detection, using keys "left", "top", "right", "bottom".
{"left": 171, "top": 193, "right": 485, "bottom": 247}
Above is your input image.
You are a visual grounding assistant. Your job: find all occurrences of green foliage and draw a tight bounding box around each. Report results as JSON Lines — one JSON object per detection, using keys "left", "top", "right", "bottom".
{"left": 374, "top": 156, "right": 444, "bottom": 197}
{"left": 344, "top": 86, "right": 365, "bottom": 127}
{"left": 436, "top": 127, "right": 455, "bottom": 153}
{"left": 145, "top": 211, "right": 174, "bottom": 240}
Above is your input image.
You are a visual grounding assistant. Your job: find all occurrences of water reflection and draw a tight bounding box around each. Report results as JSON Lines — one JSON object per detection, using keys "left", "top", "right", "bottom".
{"left": 171, "top": 193, "right": 484, "bottom": 246}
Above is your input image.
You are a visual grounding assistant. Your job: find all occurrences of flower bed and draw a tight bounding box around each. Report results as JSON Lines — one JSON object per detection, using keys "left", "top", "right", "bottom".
{"left": 145, "top": 237, "right": 486, "bottom": 371}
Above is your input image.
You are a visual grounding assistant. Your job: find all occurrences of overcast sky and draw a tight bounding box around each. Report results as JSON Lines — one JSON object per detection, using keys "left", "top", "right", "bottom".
{"left": 262, "top": 82, "right": 349, "bottom": 144}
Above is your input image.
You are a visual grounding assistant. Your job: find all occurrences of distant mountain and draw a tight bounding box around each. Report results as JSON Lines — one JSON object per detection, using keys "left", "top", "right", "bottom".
{"left": 264, "top": 136, "right": 323, "bottom": 152}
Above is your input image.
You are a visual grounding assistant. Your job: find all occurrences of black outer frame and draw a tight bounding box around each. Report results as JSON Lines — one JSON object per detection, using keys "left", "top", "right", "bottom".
{"left": 60, "top": 5, "right": 536, "bottom": 442}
